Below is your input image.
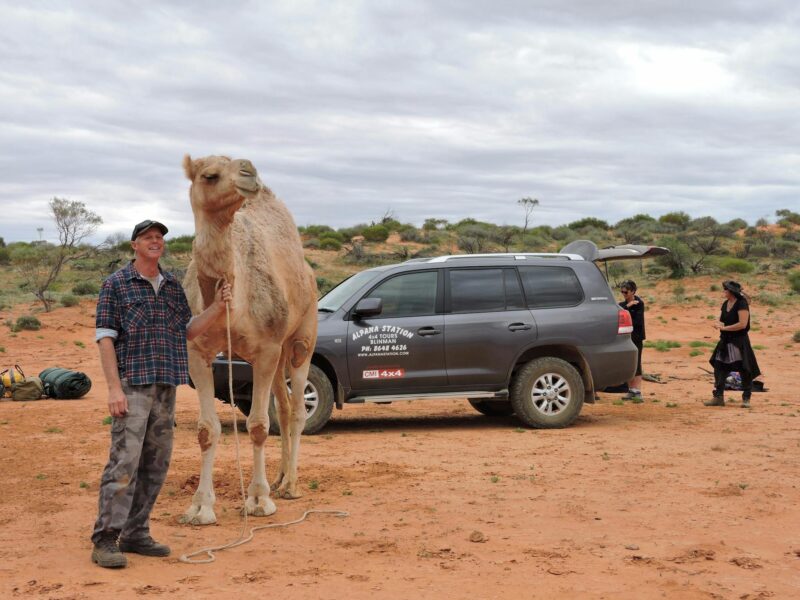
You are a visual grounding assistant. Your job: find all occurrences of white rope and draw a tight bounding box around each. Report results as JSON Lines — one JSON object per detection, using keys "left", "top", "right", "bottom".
{"left": 179, "top": 289, "right": 347, "bottom": 564}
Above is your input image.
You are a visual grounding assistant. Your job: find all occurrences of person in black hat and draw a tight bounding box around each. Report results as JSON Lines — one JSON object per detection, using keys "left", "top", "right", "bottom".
{"left": 90, "top": 219, "right": 231, "bottom": 568}
{"left": 618, "top": 280, "right": 646, "bottom": 401}
{"left": 705, "top": 280, "right": 761, "bottom": 408}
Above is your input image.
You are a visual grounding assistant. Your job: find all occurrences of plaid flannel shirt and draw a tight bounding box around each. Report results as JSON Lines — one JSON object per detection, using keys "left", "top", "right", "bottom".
{"left": 96, "top": 261, "right": 193, "bottom": 386}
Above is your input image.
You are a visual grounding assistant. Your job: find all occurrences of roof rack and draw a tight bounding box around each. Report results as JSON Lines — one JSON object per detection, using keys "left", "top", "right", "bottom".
{"left": 413, "top": 253, "right": 584, "bottom": 263}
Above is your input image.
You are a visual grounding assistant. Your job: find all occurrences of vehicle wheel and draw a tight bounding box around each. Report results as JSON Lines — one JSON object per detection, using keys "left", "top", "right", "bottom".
{"left": 510, "top": 357, "right": 584, "bottom": 428}
{"left": 267, "top": 364, "right": 334, "bottom": 435}
{"left": 468, "top": 399, "right": 514, "bottom": 417}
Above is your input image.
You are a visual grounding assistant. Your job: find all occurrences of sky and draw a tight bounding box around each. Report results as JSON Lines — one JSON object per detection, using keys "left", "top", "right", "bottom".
{"left": 1, "top": 0, "right": 798, "bottom": 244}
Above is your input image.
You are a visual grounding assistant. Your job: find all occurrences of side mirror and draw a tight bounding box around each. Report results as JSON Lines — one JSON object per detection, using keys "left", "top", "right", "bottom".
{"left": 352, "top": 297, "right": 382, "bottom": 319}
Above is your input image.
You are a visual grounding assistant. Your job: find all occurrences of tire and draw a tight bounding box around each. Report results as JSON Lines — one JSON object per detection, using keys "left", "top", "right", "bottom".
{"left": 510, "top": 357, "right": 584, "bottom": 428}
{"left": 468, "top": 399, "right": 515, "bottom": 417}
{"left": 267, "top": 364, "right": 334, "bottom": 435}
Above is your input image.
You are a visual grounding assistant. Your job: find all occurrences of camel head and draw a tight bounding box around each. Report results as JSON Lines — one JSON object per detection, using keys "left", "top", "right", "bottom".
{"left": 183, "top": 155, "right": 263, "bottom": 221}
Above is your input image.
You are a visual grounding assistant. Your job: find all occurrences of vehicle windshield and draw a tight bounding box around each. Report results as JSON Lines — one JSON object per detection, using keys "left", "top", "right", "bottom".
{"left": 318, "top": 269, "right": 379, "bottom": 312}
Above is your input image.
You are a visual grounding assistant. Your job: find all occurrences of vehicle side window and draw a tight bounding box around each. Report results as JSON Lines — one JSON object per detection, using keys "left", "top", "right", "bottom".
{"left": 364, "top": 271, "right": 438, "bottom": 318}
{"left": 450, "top": 269, "right": 505, "bottom": 313}
{"left": 518, "top": 266, "right": 583, "bottom": 308}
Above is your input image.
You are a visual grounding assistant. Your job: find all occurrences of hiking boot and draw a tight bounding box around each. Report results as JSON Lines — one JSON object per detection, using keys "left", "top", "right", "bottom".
{"left": 119, "top": 535, "right": 171, "bottom": 557}
{"left": 91, "top": 533, "right": 127, "bottom": 568}
{"left": 704, "top": 390, "right": 725, "bottom": 407}
{"left": 741, "top": 392, "right": 751, "bottom": 409}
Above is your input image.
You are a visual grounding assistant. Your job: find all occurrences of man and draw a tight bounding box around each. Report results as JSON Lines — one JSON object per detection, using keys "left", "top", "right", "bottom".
{"left": 91, "top": 219, "right": 230, "bottom": 568}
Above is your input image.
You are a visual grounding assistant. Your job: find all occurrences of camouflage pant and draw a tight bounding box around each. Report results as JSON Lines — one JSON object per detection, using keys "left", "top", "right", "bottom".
{"left": 91, "top": 382, "right": 175, "bottom": 544}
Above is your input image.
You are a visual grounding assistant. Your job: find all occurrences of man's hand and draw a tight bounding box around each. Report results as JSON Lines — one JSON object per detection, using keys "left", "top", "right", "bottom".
{"left": 215, "top": 282, "right": 232, "bottom": 309}
{"left": 108, "top": 387, "right": 128, "bottom": 417}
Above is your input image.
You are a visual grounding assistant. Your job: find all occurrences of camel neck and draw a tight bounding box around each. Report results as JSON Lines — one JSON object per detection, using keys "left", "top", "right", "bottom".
{"left": 193, "top": 221, "right": 235, "bottom": 278}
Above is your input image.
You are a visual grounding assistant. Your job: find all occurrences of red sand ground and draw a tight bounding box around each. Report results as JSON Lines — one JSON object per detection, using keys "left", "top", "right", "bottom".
{"left": 1, "top": 278, "right": 798, "bottom": 599}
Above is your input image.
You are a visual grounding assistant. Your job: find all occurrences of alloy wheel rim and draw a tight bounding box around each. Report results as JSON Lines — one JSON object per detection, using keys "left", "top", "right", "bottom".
{"left": 530, "top": 373, "right": 571, "bottom": 415}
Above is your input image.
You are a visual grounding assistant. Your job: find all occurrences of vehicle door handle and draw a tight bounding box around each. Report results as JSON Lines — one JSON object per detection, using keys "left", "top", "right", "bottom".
{"left": 417, "top": 327, "right": 441, "bottom": 336}
{"left": 508, "top": 323, "right": 532, "bottom": 331}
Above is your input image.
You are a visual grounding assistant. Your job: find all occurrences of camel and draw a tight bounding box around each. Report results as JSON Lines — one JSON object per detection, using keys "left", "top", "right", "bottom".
{"left": 179, "top": 154, "right": 318, "bottom": 525}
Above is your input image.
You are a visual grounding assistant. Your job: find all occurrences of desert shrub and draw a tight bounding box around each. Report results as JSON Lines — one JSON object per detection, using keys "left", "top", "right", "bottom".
{"left": 302, "top": 224, "right": 336, "bottom": 238}
{"left": 362, "top": 224, "right": 390, "bottom": 243}
{"left": 15, "top": 315, "right": 41, "bottom": 331}
{"left": 568, "top": 217, "right": 610, "bottom": 231}
{"left": 710, "top": 284, "right": 719, "bottom": 291}
{"left": 643, "top": 340, "right": 681, "bottom": 352}
{"left": 788, "top": 271, "right": 800, "bottom": 293}
{"left": 60, "top": 294, "right": 79, "bottom": 307}
{"left": 793, "top": 331, "right": 800, "bottom": 343}
{"left": 303, "top": 238, "right": 320, "bottom": 249}
{"left": 0, "top": 247, "right": 9, "bottom": 265}
{"left": 166, "top": 235, "right": 194, "bottom": 254}
{"left": 672, "top": 283, "right": 686, "bottom": 303}
{"left": 749, "top": 244, "right": 771, "bottom": 257}
{"left": 773, "top": 239, "right": 798, "bottom": 257}
{"left": 316, "top": 277, "right": 334, "bottom": 294}
{"left": 550, "top": 226, "right": 577, "bottom": 242}
{"left": 398, "top": 226, "right": 423, "bottom": 242}
{"left": 319, "top": 237, "right": 342, "bottom": 251}
{"left": 758, "top": 292, "right": 781, "bottom": 307}
{"left": 714, "top": 257, "right": 755, "bottom": 274}
{"left": 72, "top": 281, "right": 100, "bottom": 295}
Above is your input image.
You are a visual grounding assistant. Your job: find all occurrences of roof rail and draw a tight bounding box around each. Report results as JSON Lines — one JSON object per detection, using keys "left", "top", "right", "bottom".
{"left": 415, "top": 253, "right": 584, "bottom": 263}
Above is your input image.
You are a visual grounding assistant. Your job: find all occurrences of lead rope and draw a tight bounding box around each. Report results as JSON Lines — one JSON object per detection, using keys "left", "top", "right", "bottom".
{"left": 180, "top": 290, "right": 347, "bottom": 564}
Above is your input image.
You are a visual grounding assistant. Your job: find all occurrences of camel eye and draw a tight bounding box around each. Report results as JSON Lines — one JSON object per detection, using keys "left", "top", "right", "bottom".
{"left": 202, "top": 173, "right": 219, "bottom": 181}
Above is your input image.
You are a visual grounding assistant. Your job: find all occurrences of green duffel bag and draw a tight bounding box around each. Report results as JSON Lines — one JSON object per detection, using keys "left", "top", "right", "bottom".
{"left": 39, "top": 367, "right": 92, "bottom": 399}
{"left": 12, "top": 376, "right": 44, "bottom": 401}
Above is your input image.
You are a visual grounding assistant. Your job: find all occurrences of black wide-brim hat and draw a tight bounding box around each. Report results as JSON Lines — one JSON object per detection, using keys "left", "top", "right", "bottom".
{"left": 131, "top": 220, "right": 168, "bottom": 241}
{"left": 722, "top": 280, "right": 742, "bottom": 296}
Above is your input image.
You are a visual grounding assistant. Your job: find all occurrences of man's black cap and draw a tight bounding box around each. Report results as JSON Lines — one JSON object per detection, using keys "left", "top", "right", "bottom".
{"left": 131, "top": 220, "right": 168, "bottom": 241}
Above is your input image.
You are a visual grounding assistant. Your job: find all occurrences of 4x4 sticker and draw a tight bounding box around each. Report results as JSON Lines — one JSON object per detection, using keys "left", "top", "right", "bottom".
{"left": 354, "top": 325, "right": 414, "bottom": 358}
{"left": 363, "top": 368, "right": 405, "bottom": 379}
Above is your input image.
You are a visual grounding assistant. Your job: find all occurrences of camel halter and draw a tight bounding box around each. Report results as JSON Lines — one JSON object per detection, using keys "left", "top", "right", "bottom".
{"left": 179, "top": 281, "right": 347, "bottom": 564}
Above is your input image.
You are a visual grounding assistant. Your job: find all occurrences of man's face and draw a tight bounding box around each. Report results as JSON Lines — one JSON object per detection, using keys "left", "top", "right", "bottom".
{"left": 131, "top": 228, "right": 165, "bottom": 260}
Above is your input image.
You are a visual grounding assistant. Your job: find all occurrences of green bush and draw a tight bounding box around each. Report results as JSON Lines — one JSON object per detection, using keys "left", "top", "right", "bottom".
{"left": 60, "top": 294, "right": 79, "bottom": 307}
{"left": 166, "top": 235, "right": 194, "bottom": 254}
{"left": 749, "top": 244, "right": 771, "bottom": 257}
{"left": 15, "top": 315, "right": 41, "bottom": 331}
{"left": 0, "top": 247, "right": 9, "bottom": 265}
{"left": 362, "top": 224, "right": 390, "bottom": 243}
{"left": 303, "top": 238, "right": 320, "bottom": 249}
{"left": 789, "top": 271, "right": 800, "bottom": 293}
{"left": 714, "top": 257, "right": 755, "bottom": 274}
{"left": 319, "top": 237, "right": 342, "bottom": 251}
{"left": 72, "top": 281, "right": 100, "bottom": 295}
{"left": 643, "top": 340, "right": 682, "bottom": 352}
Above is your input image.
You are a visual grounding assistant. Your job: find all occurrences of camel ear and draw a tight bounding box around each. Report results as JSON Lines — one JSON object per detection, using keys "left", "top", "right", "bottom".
{"left": 183, "top": 154, "right": 195, "bottom": 180}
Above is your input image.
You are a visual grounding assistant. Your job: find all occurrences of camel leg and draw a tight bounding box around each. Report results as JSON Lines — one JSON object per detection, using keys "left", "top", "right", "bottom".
{"left": 181, "top": 349, "right": 220, "bottom": 525}
{"left": 273, "top": 358, "right": 310, "bottom": 499}
{"left": 270, "top": 358, "right": 293, "bottom": 495}
{"left": 245, "top": 347, "right": 280, "bottom": 517}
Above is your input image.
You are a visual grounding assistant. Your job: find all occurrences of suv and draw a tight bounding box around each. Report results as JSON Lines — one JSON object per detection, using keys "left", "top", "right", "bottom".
{"left": 213, "top": 240, "right": 667, "bottom": 433}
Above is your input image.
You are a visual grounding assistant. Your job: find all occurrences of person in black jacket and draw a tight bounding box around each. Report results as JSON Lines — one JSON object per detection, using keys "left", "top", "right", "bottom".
{"left": 619, "top": 280, "right": 645, "bottom": 401}
{"left": 705, "top": 280, "right": 761, "bottom": 408}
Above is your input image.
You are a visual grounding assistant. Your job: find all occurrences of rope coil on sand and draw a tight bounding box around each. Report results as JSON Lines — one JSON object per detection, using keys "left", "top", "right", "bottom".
{"left": 180, "top": 289, "right": 348, "bottom": 564}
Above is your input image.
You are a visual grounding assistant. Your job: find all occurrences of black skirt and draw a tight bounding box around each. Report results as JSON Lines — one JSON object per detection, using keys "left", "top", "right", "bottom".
{"left": 709, "top": 335, "right": 761, "bottom": 379}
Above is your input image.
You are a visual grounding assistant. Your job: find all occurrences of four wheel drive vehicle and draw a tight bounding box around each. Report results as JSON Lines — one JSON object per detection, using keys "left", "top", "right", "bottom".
{"left": 213, "top": 240, "right": 668, "bottom": 434}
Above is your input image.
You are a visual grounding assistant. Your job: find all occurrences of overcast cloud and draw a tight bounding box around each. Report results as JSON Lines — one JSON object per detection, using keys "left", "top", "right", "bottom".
{"left": 1, "top": 0, "right": 798, "bottom": 243}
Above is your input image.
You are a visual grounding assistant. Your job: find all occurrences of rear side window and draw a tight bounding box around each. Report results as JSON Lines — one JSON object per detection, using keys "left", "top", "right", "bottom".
{"left": 364, "top": 271, "right": 438, "bottom": 318}
{"left": 449, "top": 268, "right": 525, "bottom": 313}
{"left": 518, "top": 266, "right": 583, "bottom": 308}
{"left": 450, "top": 269, "right": 504, "bottom": 313}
